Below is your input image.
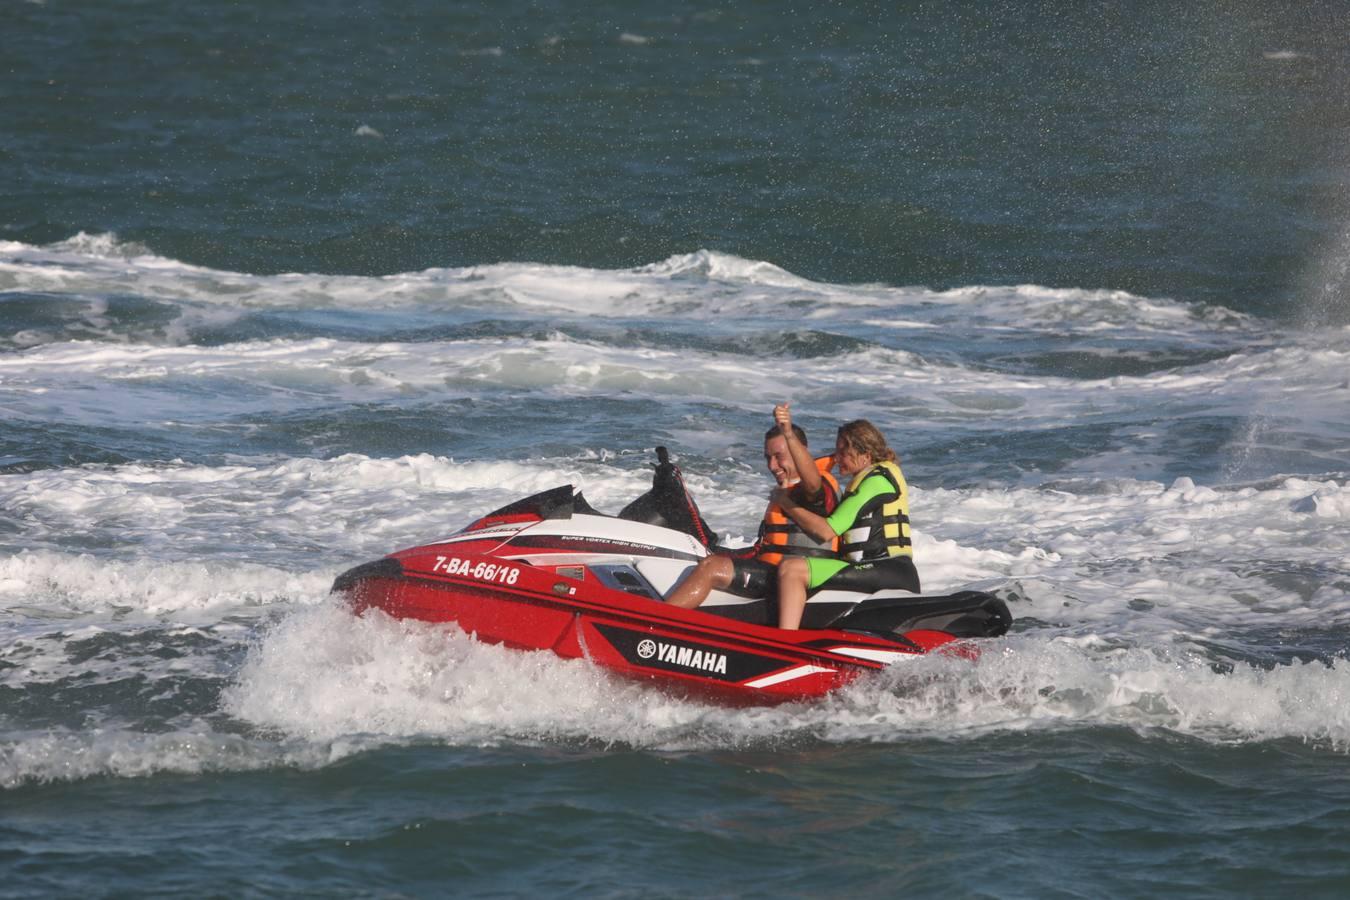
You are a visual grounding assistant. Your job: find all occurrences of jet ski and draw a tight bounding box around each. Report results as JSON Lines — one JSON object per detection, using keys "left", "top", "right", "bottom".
{"left": 332, "top": 448, "right": 1011, "bottom": 703}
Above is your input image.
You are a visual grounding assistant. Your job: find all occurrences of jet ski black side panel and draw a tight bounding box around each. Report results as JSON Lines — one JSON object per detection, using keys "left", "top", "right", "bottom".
{"left": 332, "top": 557, "right": 404, "bottom": 594}
{"left": 699, "top": 595, "right": 873, "bottom": 630}
{"left": 478, "top": 484, "right": 578, "bottom": 521}
{"left": 827, "top": 590, "right": 1012, "bottom": 639}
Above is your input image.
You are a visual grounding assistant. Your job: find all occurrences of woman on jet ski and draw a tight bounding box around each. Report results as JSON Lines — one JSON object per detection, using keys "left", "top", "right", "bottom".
{"left": 772, "top": 414, "right": 920, "bottom": 630}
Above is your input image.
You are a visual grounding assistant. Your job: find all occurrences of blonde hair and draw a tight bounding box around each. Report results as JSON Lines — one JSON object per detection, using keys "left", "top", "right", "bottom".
{"left": 837, "top": 419, "right": 896, "bottom": 464}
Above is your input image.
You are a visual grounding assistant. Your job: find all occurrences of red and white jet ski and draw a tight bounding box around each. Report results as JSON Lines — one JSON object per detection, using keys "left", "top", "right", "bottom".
{"left": 332, "top": 448, "right": 1011, "bottom": 703}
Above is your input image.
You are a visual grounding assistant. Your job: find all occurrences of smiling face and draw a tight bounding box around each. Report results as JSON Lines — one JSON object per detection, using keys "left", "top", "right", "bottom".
{"left": 833, "top": 434, "right": 871, "bottom": 477}
{"left": 763, "top": 435, "right": 800, "bottom": 487}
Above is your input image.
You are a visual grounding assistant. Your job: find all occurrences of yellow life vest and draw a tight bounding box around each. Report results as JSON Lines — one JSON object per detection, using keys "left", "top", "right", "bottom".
{"left": 838, "top": 460, "right": 912, "bottom": 562}
{"left": 757, "top": 456, "right": 841, "bottom": 566}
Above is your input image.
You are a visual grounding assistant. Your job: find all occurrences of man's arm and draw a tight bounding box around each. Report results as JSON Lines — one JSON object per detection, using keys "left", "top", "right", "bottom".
{"left": 772, "top": 487, "right": 837, "bottom": 544}
{"left": 774, "top": 403, "right": 823, "bottom": 500}
{"left": 777, "top": 473, "right": 894, "bottom": 545}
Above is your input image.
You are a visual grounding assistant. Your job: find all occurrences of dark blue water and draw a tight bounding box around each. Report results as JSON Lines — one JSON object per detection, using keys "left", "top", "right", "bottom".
{"left": 4, "top": 2, "right": 1350, "bottom": 896}
{"left": 8, "top": 736, "right": 1349, "bottom": 896}
{"left": 9, "top": 1, "right": 1350, "bottom": 316}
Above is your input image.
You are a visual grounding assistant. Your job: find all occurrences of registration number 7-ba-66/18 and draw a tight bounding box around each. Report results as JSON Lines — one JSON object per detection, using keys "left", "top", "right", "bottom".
{"left": 431, "top": 556, "right": 520, "bottom": 585}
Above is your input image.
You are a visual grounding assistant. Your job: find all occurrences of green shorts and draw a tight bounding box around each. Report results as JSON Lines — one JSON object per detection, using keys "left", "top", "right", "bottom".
{"left": 806, "top": 556, "right": 921, "bottom": 594}
{"left": 806, "top": 557, "right": 849, "bottom": 589}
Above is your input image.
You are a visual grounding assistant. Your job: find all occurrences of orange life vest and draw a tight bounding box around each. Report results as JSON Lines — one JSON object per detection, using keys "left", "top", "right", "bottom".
{"left": 756, "top": 456, "right": 841, "bottom": 566}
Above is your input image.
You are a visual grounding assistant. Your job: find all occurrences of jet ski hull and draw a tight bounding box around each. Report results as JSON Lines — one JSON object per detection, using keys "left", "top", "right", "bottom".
{"left": 336, "top": 544, "right": 988, "bottom": 703}
{"left": 332, "top": 465, "right": 1010, "bottom": 703}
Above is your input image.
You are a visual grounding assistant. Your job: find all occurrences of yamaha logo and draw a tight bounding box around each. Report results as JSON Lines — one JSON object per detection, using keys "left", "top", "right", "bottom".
{"left": 592, "top": 624, "right": 754, "bottom": 682}
{"left": 634, "top": 638, "right": 729, "bottom": 675}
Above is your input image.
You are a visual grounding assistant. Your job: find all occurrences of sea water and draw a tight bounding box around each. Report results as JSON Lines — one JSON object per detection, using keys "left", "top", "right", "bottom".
{"left": 4, "top": 3, "right": 1350, "bottom": 896}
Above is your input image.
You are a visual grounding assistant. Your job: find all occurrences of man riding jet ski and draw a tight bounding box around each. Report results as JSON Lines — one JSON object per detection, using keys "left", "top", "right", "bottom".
{"left": 664, "top": 408, "right": 843, "bottom": 615}
{"left": 332, "top": 447, "right": 1011, "bottom": 702}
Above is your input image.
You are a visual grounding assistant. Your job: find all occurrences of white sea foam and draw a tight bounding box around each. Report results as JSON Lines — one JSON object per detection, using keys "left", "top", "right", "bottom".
{"left": 4, "top": 454, "right": 1345, "bottom": 651}
{"left": 0, "top": 551, "right": 330, "bottom": 618}
{"left": 0, "top": 234, "right": 1263, "bottom": 339}
{"left": 1, "top": 455, "right": 1347, "bottom": 787}
{"left": 1, "top": 235, "right": 1340, "bottom": 438}
{"left": 7, "top": 603, "right": 1349, "bottom": 789}
{"left": 11, "top": 608, "right": 1349, "bottom": 788}
{"left": 0, "top": 725, "right": 353, "bottom": 789}
{"left": 14, "top": 237, "right": 1340, "bottom": 479}
{"left": 4, "top": 333, "right": 1347, "bottom": 483}
{"left": 820, "top": 637, "right": 1350, "bottom": 746}
{"left": 918, "top": 474, "right": 1350, "bottom": 639}
{"left": 0, "top": 454, "right": 667, "bottom": 566}
{"left": 220, "top": 604, "right": 1350, "bottom": 755}
{"left": 4, "top": 454, "right": 1346, "bottom": 603}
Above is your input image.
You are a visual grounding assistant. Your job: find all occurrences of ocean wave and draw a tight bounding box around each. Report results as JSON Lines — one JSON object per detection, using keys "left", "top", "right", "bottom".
{"left": 920, "top": 474, "right": 1350, "bottom": 637}
{"left": 0, "top": 458, "right": 1346, "bottom": 788}
{"left": 4, "top": 331, "right": 1347, "bottom": 467}
{"left": 1, "top": 233, "right": 1264, "bottom": 346}
{"left": 3, "top": 454, "right": 1345, "bottom": 645}
{"left": 0, "top": 550, "right": 331, "bottom": 617}
{"left": 827, "top": 637, "right": 1350, "bottom": 747}
{"left": 0, "top": 726, "right": 352, "bottom": 789}
{"left": 0, "top": 454, "right": 693, "bottom": 566}
{"left": 223, "top": 605, "right": 1350, "bottom": 754}
{"left": 6, "top": 603, "right": 1349, "bottom": 789}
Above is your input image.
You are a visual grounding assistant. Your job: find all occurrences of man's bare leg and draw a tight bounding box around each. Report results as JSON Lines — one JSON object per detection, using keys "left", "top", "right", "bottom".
{"left": 665, "top": 555, "right": 735, "bottom": 609}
